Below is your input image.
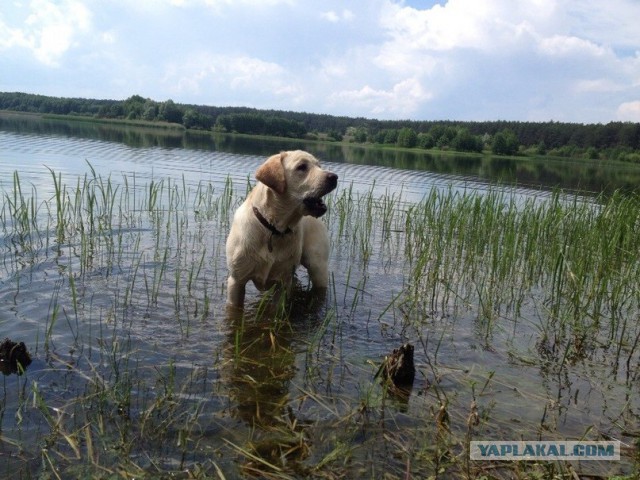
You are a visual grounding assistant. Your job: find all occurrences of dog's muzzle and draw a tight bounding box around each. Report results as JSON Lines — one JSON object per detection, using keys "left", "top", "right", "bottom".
{"left": 303, "top": 197, "right": 328, "bottom": 217}
{"left": 303, "top": 172, "right": 338, "bottom": 218}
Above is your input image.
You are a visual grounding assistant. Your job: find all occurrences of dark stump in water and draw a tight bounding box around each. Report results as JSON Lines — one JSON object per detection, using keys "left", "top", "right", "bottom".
{"left": 378, "top": 343, "right": 415, "bottom": 391}
{"left": 0, "top": 338, "right": 32, "bottom": 375}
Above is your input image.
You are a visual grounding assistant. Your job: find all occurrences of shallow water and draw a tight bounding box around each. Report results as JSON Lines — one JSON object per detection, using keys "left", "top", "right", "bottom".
{"left": 0, "top": 116, "right": 638, "bottom": 478}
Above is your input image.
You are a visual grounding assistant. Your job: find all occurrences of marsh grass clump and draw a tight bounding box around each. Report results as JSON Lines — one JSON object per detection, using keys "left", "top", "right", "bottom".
{"left": 398, "top": 188, "right": 640, "bottom": 353}
{"left": 0, "top": 337, "right": 32, "bottom": 374}
{"left": 1, "top": 164, "right": 639, "bottom": 479}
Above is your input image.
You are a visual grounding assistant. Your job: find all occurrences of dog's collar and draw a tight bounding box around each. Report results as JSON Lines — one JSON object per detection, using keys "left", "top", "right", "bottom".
{"left": 252, "top": 206, "right": 292, "bottom": 252}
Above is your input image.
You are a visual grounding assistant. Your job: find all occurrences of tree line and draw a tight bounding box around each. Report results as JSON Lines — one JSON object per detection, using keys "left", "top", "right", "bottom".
{"left": 2, "top": 91, "right": 640, "bottom": 162}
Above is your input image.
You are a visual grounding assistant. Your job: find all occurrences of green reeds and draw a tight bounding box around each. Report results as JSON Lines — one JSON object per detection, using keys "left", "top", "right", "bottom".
{"left": 3, "top": 162, "right": 640, "bottom": 479}
{"left": 328, "top": 180, "right": 640, "bottom": 375}
{"left": 409, "top": 188, "right": 640, "bottom": 371}
{"left": 2, "top": 172, "right": 40, "bottom": 247}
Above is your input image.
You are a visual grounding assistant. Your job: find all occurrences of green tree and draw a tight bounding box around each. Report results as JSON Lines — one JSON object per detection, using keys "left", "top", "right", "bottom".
{"left": 396, "top": 127, "right": 417, "bottom": 148}
{"left": 492, "top": 129, "right": 519, "bottom": 155}
{"left": 369, "top": 130, "right": 383, "bottom": 144}
{"left": 158, "top": 100, "right": 183, "bottom": 124}
{"left": 141, "top": 102, "right": 157, "bottom": 121}
{"left": 428, "top": 125, "right": 446, "bottom": 144}
{"left": 436, "top": 126, "right": 458, "bottom": 148}
{"left": 452, "top": 128, "right": 483, "bottom": 152}
{"left": 384, "top": 129, "right": 399, "bottom": 144}
{"left": 418, "top": 132, "right": 435, "bottom": 149}
{"left": 123, "top": 95, "right": 145, "bottom": 120}
{"left": 328, "top": 129, "right": 343, "bottom": 141}
{"left": 182, "top": 109, "right": 213, "bottom": 130}
{"left": 536, "top": 141, "right": 547, "bottom": 155}
{"left": 353, "top": 127, "right": 368, "bottom": 143}
{"left": 214, "top": 114, "right": 233, "bottom": 132}
{"left": 264, "top": 116, "right": 306, "bottom": 137}
{"left": 235, "top": 113, "right": 265, "bottom": 134}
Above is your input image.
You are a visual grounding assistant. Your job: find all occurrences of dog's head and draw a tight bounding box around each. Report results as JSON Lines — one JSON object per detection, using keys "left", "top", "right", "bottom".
{"left": 255, "top": 150, "right": 338, "bottom": 218}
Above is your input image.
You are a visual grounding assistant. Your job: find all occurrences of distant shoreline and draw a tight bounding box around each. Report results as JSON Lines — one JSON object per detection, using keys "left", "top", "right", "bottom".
{"left": 0, "top": 110, "right": 185, "bottom": 130}
{"left": 2, "top": 91, "right": 640, "bottom": 163}
{"left": 2, "top": 109, "right": 638, "bottom": 167}
{"left": 0, "top": 109, "right": 493, "bottom": 158}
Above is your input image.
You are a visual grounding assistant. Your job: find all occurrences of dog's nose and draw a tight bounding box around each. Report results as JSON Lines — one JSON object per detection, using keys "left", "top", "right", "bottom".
{"left": 326, "top": 172, "right": 338, "bottom": 188}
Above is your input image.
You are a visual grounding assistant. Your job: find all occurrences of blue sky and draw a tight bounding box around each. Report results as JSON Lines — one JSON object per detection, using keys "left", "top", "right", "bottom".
{"left": 1, "top": 0, "right": 640, "bottom": 123}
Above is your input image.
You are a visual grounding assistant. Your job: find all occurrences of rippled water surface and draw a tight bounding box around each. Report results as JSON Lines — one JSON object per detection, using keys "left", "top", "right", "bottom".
{"left": 0, "top": 116, "right": 638, "bottom": 478}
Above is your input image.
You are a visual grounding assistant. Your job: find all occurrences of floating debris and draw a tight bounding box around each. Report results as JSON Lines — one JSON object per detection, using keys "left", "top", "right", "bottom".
{"left": 0, "top": 338, "right": 32, "bottom": 375}
{"left": 376, "top": 343, "right": 416, "bottom": 391}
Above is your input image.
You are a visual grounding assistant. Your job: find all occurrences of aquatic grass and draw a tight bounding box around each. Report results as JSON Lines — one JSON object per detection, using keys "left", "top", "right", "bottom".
{"left": 47, "top": 166, "right": 67, "bottom": 247}
{"left": 0, "top": 165, "right": 228, "bottom": 477}
{"left": 399, "top": 187, "right": 640, "bottom": 347}
{"left": 1, "top": 172, "right": 40, "bottom": 250}
{"left": 2, "top": 162, "right": 640, "bottom": 479}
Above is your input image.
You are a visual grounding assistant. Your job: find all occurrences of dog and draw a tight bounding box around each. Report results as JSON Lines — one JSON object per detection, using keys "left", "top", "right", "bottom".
{"left": 226, "top": 150, "right": 338, "bottom": 307}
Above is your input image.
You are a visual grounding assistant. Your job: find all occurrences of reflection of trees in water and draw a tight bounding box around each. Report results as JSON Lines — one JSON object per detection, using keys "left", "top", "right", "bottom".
{"left": 4, "top": 114, "right": 640, "bottom": 195}
{"left": 0, "top": 114, "right": 186, "bottom": 148}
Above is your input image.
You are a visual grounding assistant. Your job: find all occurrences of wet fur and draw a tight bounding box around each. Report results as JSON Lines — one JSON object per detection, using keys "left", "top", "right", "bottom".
{"left": 226, "top": 150, "right": 338, "bottom": 307}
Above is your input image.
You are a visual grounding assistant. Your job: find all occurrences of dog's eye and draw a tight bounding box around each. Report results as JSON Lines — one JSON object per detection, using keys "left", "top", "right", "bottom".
{"left": 296, "top": 163, "right": 308, "bottom": 172}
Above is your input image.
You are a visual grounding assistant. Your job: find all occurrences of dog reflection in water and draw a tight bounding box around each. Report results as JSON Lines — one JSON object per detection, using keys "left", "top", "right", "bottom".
{"left": 222, "top": 289, "right": 327, "bottom": 468}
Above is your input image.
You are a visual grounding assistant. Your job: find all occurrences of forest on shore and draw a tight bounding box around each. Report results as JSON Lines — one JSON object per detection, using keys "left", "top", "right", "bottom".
{"left": 2, "top": 91, "right": 640, "bottom": 162}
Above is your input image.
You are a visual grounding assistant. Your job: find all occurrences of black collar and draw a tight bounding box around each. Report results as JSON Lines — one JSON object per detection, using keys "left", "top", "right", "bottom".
{"left": 252, "top": 206, "right": 292, "bottom": 252}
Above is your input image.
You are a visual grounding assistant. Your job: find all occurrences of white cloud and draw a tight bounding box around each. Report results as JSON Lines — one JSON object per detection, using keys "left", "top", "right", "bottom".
{"left": 538, "top": 35, "right": 607, "bottom": 57}
{"left": 321, "top": 9, "right": 354, "bottom": 23}
{"left": 328, "top": 78, "right": 432, "bottom": 118}
{"left": 364, "top": 0, "right": 640, "bottom": 121}
{"left": 1, "top": 0, "right": 640, "bottom": 122}
{"left": 161, "top": 52, "right": 303, "bottom": 105}
{"left": 378, "top": 0, "right": 550, "bottom": 54}
{"left": 617, "top": 101, "right": 640, "bottom": 122}
{"left": 0, "top": 0, "right": 91, "bottom": 66}
{"left": 575, "top": 79, "right": 624, "bottom": 93}
{"left": 29, "top": 1, "right": 91, "bottom": 63}
{"left": 167, "top": 0, "right": 294, "bottom": 8}
{"left": 100, "top": 31, "right": 116, "bottom": 45}
{"left": 0, "top": 20, "right": 26, "bottom": 50}
{"left": 562, "top": 0, "right": 640, "bottom": 50}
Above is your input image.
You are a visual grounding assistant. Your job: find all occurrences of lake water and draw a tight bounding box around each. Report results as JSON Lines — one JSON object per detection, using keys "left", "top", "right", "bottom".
{"left": 0, "top": 114, "right": 637, "bottom": 478}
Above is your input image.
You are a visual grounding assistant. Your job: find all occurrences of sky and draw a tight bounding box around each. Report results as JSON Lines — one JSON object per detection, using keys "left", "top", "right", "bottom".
{"left": 1, "top": 0, "right": 640, "bottom": 123}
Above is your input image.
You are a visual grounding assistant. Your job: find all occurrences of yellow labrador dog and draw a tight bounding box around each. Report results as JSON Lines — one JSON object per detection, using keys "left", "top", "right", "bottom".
{"left": 226, "top": 150, "right": 338, "bottom": 307}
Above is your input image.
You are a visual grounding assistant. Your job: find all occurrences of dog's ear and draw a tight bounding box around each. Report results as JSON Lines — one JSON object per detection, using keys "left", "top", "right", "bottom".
{"left": 255, "top": 152, "right": 287, "bottom": 194}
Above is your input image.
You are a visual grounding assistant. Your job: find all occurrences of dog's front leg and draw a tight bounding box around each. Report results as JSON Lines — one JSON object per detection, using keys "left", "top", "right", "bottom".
{"left": 226, "top": 275, "right": 246, "bottom": 308}
{"left": 304, "top": 259, "right": 329, "bottom": 289}
{"left": 301, "top": 217, "right": 330, "bottom": 289}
